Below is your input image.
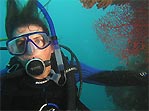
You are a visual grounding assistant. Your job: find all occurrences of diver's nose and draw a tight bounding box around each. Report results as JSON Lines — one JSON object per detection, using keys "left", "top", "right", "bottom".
{"left": 26, "top": 42, "right": 37, "bottom": 55}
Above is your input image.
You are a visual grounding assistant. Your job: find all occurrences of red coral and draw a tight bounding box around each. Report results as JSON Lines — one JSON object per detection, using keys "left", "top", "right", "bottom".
{"left": 95, "top": 1, "right": 148, "bottom": 65}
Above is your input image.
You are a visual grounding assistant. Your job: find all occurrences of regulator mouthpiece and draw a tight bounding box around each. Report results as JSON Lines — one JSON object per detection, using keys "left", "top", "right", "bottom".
{"left": 25, "top": 58, "right": 51, "bottom": 77}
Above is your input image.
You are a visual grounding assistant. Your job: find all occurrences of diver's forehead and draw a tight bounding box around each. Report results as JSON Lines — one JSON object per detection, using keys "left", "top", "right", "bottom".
{"left": 13, "top": 24, "right": 43, "bottom": 37}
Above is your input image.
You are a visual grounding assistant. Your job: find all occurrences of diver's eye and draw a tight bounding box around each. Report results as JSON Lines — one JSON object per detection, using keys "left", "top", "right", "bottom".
{"left": 16, "top": 37, "right": 26, "bottom": 47}
{"left": 34, "top": 38, "right": 44, "bottom": 47}
{"left": 32, "top": 35, "right": 45, "bottom": 47}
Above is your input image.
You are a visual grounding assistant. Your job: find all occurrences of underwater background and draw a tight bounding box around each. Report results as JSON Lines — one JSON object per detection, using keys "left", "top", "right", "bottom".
{"left": 0, "top": 0, "right": 148, "bottom": 110}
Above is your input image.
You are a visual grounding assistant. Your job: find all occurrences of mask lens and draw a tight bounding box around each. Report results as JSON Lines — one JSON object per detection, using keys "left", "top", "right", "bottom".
{"left": 7, "top": 36, "right": 27, "bottom": 55}
{"left": 31, "top": 33, "right": 50, "bottom": 48}
{"left": 7, "top": 32, "right": 51, "bottom": 55}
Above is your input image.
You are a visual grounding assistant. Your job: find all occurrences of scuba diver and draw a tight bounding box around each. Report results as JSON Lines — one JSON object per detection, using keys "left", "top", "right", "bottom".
{"left": 0, "top": 0, "right": 148, "bottom": 111}
{"left": 0, "top": 0, "right": 89, "bottom": 110}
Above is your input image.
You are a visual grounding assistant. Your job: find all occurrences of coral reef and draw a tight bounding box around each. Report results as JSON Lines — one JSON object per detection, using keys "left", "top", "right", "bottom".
{"left": 80, "top": 0, "right": 149, "bottom": 110}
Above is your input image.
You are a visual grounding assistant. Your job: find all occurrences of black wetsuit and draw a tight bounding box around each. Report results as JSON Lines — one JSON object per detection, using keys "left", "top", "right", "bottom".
{"left": 0, "top": 56, "right": 89, "bottom": 111}
{"left": 1, "top": 73, "right": 66, "bottom": 110}
{"left": 0, "top": 71, "right": 89, "bottom": 110}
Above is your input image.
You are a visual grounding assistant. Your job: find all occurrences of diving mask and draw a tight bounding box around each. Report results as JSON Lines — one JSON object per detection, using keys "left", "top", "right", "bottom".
{"left": 6, "top": 32, "right": 52, "bottom": 55}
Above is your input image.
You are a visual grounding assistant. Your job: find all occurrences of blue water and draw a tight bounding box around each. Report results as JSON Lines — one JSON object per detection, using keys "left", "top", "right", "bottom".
{"left": 0, "top": 0, "right": 124, "bottom": 110}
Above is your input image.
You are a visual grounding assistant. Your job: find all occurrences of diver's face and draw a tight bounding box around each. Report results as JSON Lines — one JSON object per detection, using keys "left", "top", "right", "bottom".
{"left": 13, "top": 24, "right": 53, "bottom": 66}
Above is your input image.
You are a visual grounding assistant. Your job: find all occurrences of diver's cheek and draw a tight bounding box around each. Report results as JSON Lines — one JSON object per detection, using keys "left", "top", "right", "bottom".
{"left": 36, "top": 48, "right": 53, "bottom": 61}
{"left": 17, "top": 56, "right": 30, "bottom": 66}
